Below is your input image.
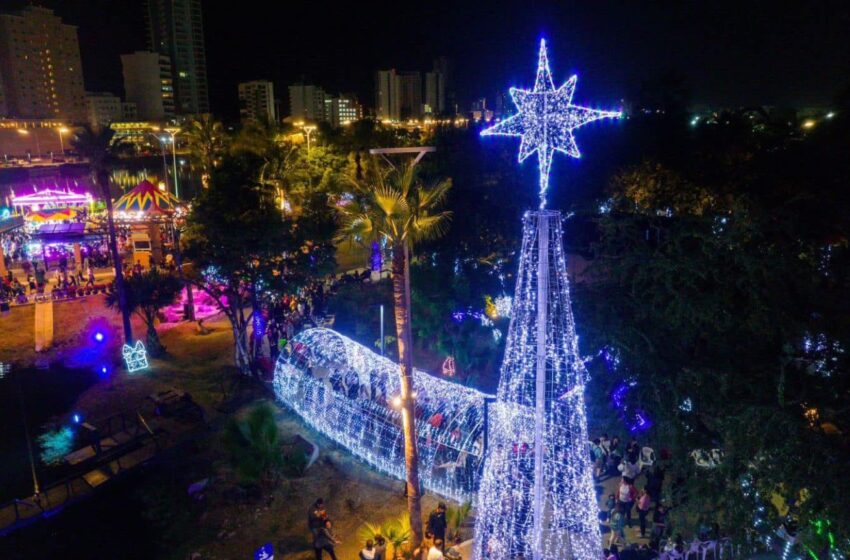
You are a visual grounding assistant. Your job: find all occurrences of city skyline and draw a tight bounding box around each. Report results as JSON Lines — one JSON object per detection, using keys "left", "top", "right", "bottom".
{"left": 0, "top": 0, "right": 848, "bottom": 121}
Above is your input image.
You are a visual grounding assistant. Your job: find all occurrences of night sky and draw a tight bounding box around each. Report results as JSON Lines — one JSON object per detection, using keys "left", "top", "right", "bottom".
{"left": 7, "top": 0, "right": 850, "bottom": 118}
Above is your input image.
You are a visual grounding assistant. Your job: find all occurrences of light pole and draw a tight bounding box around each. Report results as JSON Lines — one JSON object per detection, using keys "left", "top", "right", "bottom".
{"left": 148, "top": 132, "right": 170, "bottom": 192}
{"left": 57, "top": 127, "right": 69, "bottom": 156}
{"left": 303, "top": 125, "right": 316, "bottom": 154}
{"left": 164, "top": 127, "right": 181, "bottom": 198}
{"left": 380, "top": 304, "right": 385, "bottom": 356}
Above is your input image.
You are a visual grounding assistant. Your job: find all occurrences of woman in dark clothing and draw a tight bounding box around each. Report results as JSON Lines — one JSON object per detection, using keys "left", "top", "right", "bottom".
{"left": 314, "top": 519, "right": 340, "bottom": 560}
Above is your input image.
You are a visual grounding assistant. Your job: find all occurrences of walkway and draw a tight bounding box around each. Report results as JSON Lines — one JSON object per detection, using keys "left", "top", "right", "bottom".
{"left": 33, "top": 300, "right": 53, "bottom": 352}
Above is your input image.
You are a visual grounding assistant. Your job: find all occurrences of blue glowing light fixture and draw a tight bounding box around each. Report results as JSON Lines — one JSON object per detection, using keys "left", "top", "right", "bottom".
{"left": 481, "top": 39, "right": 622, "bottom": 208}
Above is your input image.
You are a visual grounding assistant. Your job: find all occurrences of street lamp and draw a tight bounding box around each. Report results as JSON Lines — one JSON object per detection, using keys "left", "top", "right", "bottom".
{"left": 57, "top": 126, "right": 69, "bottom": 156}
{"left": 147, "top": 131, "right": 170, "bottom": 193}
{"left": 302, "top": 125, "right": 316, "bottom": 154}
{"left": 164, "top": 127, "right": 181, "bottom": 198}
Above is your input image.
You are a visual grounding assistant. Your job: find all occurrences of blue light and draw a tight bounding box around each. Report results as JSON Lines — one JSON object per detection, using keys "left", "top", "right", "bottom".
{"left": 72, "top": 413, "right": 81, "bottom": 424}
{"left": 481, "top": 39, "right": 621, "bottom": 209}
{"left": 94, "top": 332, "right": 105, "bottom": 343}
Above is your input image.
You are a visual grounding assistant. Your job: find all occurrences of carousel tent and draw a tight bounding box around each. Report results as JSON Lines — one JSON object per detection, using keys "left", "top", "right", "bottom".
{"left": 11, "top": 189, "right": 91, "bottom": 211}
{"left": 113, "top": 180, "right": 180, "bottom": 220}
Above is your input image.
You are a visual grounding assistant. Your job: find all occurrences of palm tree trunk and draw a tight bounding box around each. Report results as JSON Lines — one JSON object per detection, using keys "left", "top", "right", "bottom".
{"left": 392, "top": 243, "right": 424, "bottom": 548}
{"left": 172, "top": 227, "right": 195, "bottom": 320}
{"left": 99, "top": 170, "right": 133, "bottom": 344}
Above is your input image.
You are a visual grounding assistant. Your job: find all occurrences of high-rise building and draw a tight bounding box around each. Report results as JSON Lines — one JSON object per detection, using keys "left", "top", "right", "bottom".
{"left": 86, "top": 92, "right": 123, "bottom": 128}
{"left": 0, "top": 6, "right": 87, "bottom": 122}
{"left": 121, "top": 101, "right": 138, "bottom": 121}
{"left": 121, "top": 51, "right": 175, "bottom": 121}
{"left": 145, "top": 0, "right": 209, "bottom": 115}
{"left": 288, "top": 84, "right": 326, "bottom": 122}
{"left": 375, "top": 69, "right": 400, "bottom": 121}
{"left": 432, "top": 56, "right": 454, "bottom": 114}
{"left": 238, "top": 81, "right": 275, "bottom": 123}
{"left": 397, "top": 71, "right": 422, "bottom": 120}
{"left": 424, "top": 71, "right": 445, "bottom": 116}
{"left": 324, "top": 95, "right": 362, "bottom": 128}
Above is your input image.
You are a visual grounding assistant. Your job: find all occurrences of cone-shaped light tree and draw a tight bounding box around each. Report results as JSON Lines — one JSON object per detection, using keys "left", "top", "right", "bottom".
{"left": 473, "top": 39, "right": 621, "bottom": 560}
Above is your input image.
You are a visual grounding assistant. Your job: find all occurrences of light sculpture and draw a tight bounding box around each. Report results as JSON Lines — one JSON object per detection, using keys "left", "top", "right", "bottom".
{"left": 481, "top": 39, "right": 621, "bottom": 209}
{"left": 273, "top": 328, "right": 491, "bottom": 502}
{"left": 474, "top": 39, "right": 620, "bottom": 560}
{"left": 123, "top": 340, "right": 149, "bottom": 372}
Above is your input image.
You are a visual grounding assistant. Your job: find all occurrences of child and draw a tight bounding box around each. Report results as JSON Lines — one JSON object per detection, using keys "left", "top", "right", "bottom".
{"left": 606, "top": 493, "right": 617, "bottom": 519}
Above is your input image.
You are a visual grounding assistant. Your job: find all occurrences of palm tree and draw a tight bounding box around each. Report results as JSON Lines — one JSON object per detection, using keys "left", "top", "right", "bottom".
{"left": 337, "top": 161, "right": 451, "bottom": 548}
{"left": 73, "top": 126, "right": 133, "bottom": 343}
{"left": 105, "top": 268, "right": 181, "bottom": 356}
{"left": 183, "top": 114, "right": 225, "bottom": 188}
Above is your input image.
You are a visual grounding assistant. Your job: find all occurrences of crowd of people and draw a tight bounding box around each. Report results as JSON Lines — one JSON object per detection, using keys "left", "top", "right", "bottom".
{"left": 307, "top": 499, "right": 466, "bottom": 560}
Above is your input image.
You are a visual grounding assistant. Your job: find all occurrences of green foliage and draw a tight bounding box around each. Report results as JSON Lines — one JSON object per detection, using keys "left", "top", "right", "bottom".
{"left": 446, "top": 501, "right": 472, "bottom": 539}
{"left": 37, "top": 426, "right": 75, "bottom": 466}
{"left": 355, "top": 515, "right": 411, "bottom": 559}
{"left": 577, "top": 124, "right": 850, "bottom": 548}
{"left": 105, "top": 268, "right": 181, "bottom": 356}
{"left": 221, "top": 404, "right": 284, "bottom": 487}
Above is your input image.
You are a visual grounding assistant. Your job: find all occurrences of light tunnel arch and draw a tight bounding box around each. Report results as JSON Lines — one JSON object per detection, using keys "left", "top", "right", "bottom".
{"left": 273, "top": 328, "right": 491, "bottom": 502}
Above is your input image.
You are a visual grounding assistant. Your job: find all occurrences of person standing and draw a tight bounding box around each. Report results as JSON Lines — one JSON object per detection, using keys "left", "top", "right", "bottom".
{"left": 427, "top": 503, "right": 448, "bottom": 549}
{"left": 307, "top": 498, "right": 328, "bottom": 537}
{"left": 359, "top": 539, "right": 376, "bottom": 560}
{"left": 618, "top": 477, "right": 637, "bottom": 528}
{"left": 313, "top": 519, "right": 340, "bottom": 560}
{"left": 373, "top": 536, "right": 387, "bottom": 560}
{"left": 637, "top": 489, "right": 652, "bottom": 538}
{"left": 428, "top": 539, "right": 445, "bottom": 560}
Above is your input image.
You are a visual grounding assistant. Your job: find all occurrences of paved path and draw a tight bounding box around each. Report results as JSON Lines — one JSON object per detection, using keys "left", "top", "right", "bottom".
{"left": 33, "top": 300, "right": 53, "bottom": 352}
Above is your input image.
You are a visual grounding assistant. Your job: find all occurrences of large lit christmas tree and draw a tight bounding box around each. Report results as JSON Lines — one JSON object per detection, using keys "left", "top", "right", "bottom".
{"left": 473, "top": 39, "right": 621, "bottom": 560}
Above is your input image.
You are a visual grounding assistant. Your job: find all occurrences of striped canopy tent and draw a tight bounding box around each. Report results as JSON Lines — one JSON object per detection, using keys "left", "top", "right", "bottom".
{"left": 112, "top": 180, "right": 182, "bottom": 222}
{"left": 11, "top": 188, "right": 91, "bottom": 211}
{"left": 28, "top": 208, "right": 78, "bottom": 222}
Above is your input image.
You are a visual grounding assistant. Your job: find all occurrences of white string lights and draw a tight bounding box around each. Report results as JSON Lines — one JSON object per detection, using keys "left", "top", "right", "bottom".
{"left": 273, "top": 328, "right": 490, "bottom": 502}
{"left": 481, "top": 39, "right": 621, "bottom": 209}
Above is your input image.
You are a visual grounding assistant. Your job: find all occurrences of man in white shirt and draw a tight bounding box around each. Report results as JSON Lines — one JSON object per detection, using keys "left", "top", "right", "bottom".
{"left": 428, "top": 539, "right": 445, "bottom": 560}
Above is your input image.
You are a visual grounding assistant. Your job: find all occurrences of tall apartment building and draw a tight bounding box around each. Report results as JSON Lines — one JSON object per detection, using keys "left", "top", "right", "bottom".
{"left": 288, "top": 84, "right": 326, "bottom": 122}
{"left": 121, "top": 51, "right": 175, "bottom": 121}
{"left": 86, "top": 92, "right": 123, "bottom": 128}
{"left": 424, "top": 71, "right": 445, "bottom": 116}
{"left": 375, "top": 69, "right": 400, "bottom": 121}
{"left": 324, "top": 95, "right": 362, "bottom": 128}
{"left": 397, "top": 72, "right": 423, "bottom": 120}
{"left": 0, "top": 6, "right": 87, "bottom": 122}
{"left": 238, "top": 80, "right": 275, "bottom": 123}
{"left": 145, "top": 0, "right": 209, "bottom": 115}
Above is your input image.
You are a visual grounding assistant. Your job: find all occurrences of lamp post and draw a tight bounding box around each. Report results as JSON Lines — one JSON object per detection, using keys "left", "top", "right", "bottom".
{"left": 164, "top": 127, "right": 181, "bottom": 198}
{"left": 57, "top": 126, "right": 69, "bottom": 156}
{"left": 303, "top": 125, "right": 316, "bottom": 154}
{"left": 148, "top": 132, "right": 170, "bottom": 192}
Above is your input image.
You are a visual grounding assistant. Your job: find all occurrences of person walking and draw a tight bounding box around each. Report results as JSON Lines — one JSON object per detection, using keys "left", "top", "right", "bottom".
{"left": 313, "top": 519, "right": 340, "bottom": 560}
{"left": 637, "top": 489, "right": 652, "bottom": 538}
{"left": 307, "top": 498, "right": 328, "bottom": 537}
{"left": 609, "top": 505, "right": 626, "bottom": 548}
{"left": 427, "top": 502, "right": 448, "bottom": 549}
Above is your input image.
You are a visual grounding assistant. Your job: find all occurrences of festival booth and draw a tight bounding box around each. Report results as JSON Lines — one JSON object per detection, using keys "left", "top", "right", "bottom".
{"left": 9, "top": 188, "right": 96, "bottom": 271}
{"left": 111, "top": 179, "right": 182, "bottom": 266}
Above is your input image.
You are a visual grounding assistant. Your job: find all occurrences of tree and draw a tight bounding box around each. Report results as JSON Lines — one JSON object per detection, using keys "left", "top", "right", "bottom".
{"left": 336, "top": 160, "right": 451, "bottom": 547}
{"left": 72, "top": 125, "right": 133, "bottom": 343}
{"left": 222, "top": 403, "right": 284, "bottom": 487}
{"left": 183, "top": 114, "right": 226, "bottom": 188}
{"left": 106, "top": 268, "right": 181, "bottom": 357}
{"left": 183, "top": 154, "right": 333, "bottom": 374}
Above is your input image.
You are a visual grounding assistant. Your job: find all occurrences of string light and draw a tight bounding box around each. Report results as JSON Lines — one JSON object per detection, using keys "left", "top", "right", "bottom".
{"left": 473, "top": 212, "right": 603, "bottom": 560}
{"left": 273, "top": 328, "right": 490, "bottom": 502}
{"left": 481, "top": 38, "right": 621, "bottom": 209}
{"left": 123, "top": 340, "right": 149, "bottom": 372}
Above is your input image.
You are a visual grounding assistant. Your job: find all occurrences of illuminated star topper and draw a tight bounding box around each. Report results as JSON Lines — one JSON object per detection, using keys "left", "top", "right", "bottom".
{"left": 481, "top": 39, "right": 622, "bottom": 208}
